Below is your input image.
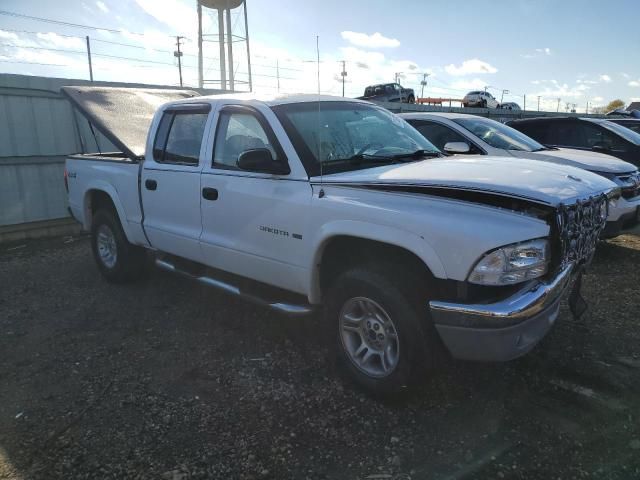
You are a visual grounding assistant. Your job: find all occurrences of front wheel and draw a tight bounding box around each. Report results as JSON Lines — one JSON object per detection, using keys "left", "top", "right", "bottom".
{"left": 326, "top": 265, "right": 438, "bottom": 396}
{"left": 407, "top": 95, "right": 415, "bottom": 104}
{"left": 91, "top": 209, "right": 146, "bottom": 283}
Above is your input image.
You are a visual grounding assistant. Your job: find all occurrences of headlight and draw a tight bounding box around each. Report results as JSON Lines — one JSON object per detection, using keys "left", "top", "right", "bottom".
{"left": 468, "top": 239, "right": 549, "bottom": 286}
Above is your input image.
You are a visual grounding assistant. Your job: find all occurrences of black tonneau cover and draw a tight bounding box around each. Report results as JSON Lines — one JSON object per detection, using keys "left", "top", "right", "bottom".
{"left": 61, "top": 86, "right": 200, "bottom": 160}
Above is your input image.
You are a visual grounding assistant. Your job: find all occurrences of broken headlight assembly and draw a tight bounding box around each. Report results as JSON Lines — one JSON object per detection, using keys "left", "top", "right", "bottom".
{"left": 468, "top": 238, "right": 549, "bottom": 286}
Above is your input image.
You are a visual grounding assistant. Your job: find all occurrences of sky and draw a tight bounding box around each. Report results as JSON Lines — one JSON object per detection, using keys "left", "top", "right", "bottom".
{"left": 1, "top": 0, "right": 639, "bottom": 113}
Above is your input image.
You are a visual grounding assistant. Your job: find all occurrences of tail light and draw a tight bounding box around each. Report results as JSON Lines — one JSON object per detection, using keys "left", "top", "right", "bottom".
{"left": 64, "top": 167, "right": 69, "bottom": 193}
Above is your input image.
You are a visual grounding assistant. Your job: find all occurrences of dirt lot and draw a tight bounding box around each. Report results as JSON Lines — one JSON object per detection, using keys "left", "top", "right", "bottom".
{"left": 1, "top": 233, "right": 639, "bottom": 480}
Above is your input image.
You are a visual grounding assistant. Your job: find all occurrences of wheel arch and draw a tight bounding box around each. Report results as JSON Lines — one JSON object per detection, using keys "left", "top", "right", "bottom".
{"left": 82, "top": 185, "right": 133, "bottom": 242}
{"left": 308, "top": 222, "right": 447, "bottom": 304}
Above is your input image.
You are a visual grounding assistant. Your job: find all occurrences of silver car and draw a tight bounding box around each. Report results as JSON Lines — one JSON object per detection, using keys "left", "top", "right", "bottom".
{"left": 462, "top": 90, "right": 499, "bottom": 109}
{"left": 399, "top": 112, "right": 640, "bottom": 238}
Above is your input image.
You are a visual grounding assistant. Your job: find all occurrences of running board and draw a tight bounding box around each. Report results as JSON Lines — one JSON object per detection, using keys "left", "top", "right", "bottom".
{"left": 155, "top": 259, "right": 314, "bottom": 317}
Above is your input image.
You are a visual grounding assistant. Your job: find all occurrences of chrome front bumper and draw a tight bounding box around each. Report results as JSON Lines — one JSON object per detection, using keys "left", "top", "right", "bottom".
{"left": 428, "top": 264, "right": 574, "bottom": 362}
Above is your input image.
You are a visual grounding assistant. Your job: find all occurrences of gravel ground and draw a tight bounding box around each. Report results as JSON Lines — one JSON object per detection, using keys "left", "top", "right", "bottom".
{"left": 0, "top": 233, "right": 639, "bottom": 480}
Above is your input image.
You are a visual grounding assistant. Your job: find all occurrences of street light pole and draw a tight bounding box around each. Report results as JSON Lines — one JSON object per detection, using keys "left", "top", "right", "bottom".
{"left": 537, "top": 96, "right": 541, "bottom": 111}
{"left": 341, "top": 60, "right": 347, "bottom": 97}
{"left": 420, "top": 73, "right": 430, "bottom": 98}
{"left": 501, "top": 89, "right": 509, "bottom": 103}
{"left": 174, "top": 35, "right": 184, "bottom": 87}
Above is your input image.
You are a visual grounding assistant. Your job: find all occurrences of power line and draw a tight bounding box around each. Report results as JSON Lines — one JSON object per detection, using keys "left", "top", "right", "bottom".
{"left": 0, "top": 9, "right": 146, "bottom": 35}
{"left": 0, "top": 59, "right": 68, "bottom": 67}
{"left": 1, "top": 42, "right": 178, "bottom": 66}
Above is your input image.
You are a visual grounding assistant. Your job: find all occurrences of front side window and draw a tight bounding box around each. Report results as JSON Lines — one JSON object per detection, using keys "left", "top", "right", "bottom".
{"left": 580, "top": 122, "right": 628, "bottom": 150}
{"left": 411, "top": 121, "right": 477, "bottom": 152}
{"left": 272, "top": 101, "right": 439, "bottom": 175}
{"left": 598, "top": 120, "right": 640, "bottom": 146}
{"left": 454, "top": 117, "right": 544, "bottom": 151}
{"left": 152, "top": 111, "right": 208, "bottom": 165}
{"left": 213, "top": 111, "right": 277, "bottom": 169}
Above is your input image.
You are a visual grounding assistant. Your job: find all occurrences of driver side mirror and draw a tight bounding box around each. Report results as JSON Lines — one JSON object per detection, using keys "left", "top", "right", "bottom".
{"left": 443, "top": 142, "right": 471, "bottom": 154}
{"left": 237, "top": 148, "right": 290, "bottom": 174}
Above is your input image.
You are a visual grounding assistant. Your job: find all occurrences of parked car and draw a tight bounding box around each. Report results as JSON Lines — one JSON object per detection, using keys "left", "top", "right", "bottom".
{"left": 606, "top": 108, "right": 640, "bottom": 118}
{"left": 608, "top": 118, "right": 640, "bottom": 134}
{"left": 357, "top": 83, "right": 415, "bottom": 103}
{"left": 400, "top": 112, "right": 640, "bottom": 237}
{"left": 462, "top": 90, "right": 499, "bottom": 109}
{"left": 500, "top": 102, "right": 521, "bottom": 111}
{"left": 507, "top": 117, "right": 640, "bottom": 168}
{"left": 64, "top": 86, "right": 616, "bottom": 396}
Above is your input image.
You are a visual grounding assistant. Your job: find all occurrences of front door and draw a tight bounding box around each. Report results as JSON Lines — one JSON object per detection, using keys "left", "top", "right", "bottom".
{"left": 199, "top": 105, "right": 312, "bottom": 294}
{"left": 141, "top": 105, "right": 211, "bottom": 262}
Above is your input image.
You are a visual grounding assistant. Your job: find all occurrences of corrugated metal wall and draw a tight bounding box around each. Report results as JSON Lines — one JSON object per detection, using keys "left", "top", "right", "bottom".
{"left": 0, "top": 73, "right": 220, "bottom": 228}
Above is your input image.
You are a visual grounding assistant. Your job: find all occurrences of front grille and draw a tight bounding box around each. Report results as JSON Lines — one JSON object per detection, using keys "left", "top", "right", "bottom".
{"left": 556, "top": 194, "right": 608, "bottom": 268}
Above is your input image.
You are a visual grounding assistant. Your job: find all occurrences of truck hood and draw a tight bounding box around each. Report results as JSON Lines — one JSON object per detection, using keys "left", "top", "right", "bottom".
{"left": 313, "top": 156, "right": 615, "bottom": 206}
{"left": 510, "top": 148, "right": 635, "bottom": 174}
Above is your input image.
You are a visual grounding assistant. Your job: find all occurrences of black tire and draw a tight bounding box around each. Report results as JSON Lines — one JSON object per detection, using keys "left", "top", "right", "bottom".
{"left": 481, "top": 99, "right": 487, "bottom": 108}
{"left": 325, "top": 264, "right": 439, "bottom": 397}
{"left": 407, "top": 95, "right": 415, "bottom": 104}
{"left": 91, "top": 209, "right": 146, "bottom": 283}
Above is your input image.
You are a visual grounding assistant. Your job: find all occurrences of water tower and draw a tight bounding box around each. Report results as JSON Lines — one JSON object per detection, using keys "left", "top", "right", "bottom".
{"left": 197, "top": 0, "right": 252, "bottom": 91}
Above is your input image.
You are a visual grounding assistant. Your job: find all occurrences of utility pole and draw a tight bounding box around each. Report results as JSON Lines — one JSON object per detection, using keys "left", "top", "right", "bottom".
{"left": 484, "top": 85, "right": 491, "bottom": 92}
{"left": 420, "top": 73, "right": 430, "bottom": 98}
{"left": 174, "top": 36, "right": 184, "bottom": 87}
{"left": 523, "top": 94, "right": 526, "bottom": 111}
{"left": 557, "top": 98, "right": 561, "bottom": 112}
{"left": 276, "top": 59, "right": 280, "bottom": 92}
{"left": 537, "top": 96, "right": 541, "bottom": 111}
{"left": 85, "top": 36, "right": 93, "bottom": 82}
{"left": 501, "top": 89, "right": 509, "bottom": 103}
{"left": 341, "top": 60, "right": 347, "bottom": 97}
{"left": 586, "top": 101, "right": 589, "bottom": 114}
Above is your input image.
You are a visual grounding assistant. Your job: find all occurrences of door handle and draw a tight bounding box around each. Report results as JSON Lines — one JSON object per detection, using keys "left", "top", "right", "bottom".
{"left": 145, "top": 179, "right": 157, "bottom": 191}
{"left": 202, "top": 187, "right": 218, "bottom": 201}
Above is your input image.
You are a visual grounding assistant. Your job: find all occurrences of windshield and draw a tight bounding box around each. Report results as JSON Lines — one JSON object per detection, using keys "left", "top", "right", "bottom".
{"left": 272, "top": 102, "right": 439, "bottom": 175}
{"left": 598, "top": 120, "right": 640, "bottom": 145}
{"left": 454, "top": 117, "right": 546, "bottom": 151}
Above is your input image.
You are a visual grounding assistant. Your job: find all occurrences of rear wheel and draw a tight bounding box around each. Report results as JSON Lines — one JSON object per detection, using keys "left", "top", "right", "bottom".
{"left": 91, "top": 209, "right": 146, "bottom": 283}
{"left": 326, "top": 264, "right": 438, "bottom": 396}
{"left": 407, "top": 95, "right": 415, "bottom": 104}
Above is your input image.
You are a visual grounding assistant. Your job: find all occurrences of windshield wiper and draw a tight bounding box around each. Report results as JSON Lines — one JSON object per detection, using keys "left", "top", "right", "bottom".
{"left": 345, "top": 153, "right": 399, "bottom": 166}
{"left": 389, "top": 149, "right": 441, "bottom": 161}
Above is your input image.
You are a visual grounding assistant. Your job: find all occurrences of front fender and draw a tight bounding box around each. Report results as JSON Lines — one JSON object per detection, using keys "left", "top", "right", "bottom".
{"left": 307, "top": 220, "right": 447, "bottom": 304}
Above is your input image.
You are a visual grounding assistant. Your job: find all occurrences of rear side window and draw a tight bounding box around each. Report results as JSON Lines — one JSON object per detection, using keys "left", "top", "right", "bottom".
{"left": 152, "top": 112, "right": 208, "bottom": 165}
{"left": 513, "top": 122, "right": 550, "bottom": 144}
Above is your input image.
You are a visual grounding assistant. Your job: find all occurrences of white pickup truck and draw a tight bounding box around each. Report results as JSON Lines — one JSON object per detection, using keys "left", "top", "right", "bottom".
{"left": 63, "top": 86, "right": 617, "bottom": 396}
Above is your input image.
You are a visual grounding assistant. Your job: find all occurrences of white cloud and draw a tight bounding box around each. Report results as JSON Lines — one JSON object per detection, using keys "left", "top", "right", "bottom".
{"left": 340, "top": 31, "right": 400, "bottom": 49}
{"left": 621, "top": 72, "right": 631, "bottom": 79}
{"left": 444, "top": 59, "right": 497, "bottom": 76}
{"left": 535, "top": 47, "right": 551, "bottom": 55}
{"left": 36, "top": 32, "right": 84, "bottom": 49}
{"left": 592, "top": 96, "right": 604, "bottom": 102}
{"left": 134, "top": 0, "right": 208, "bottom": 34}
{"left": 450, "top": 78, "right": 487, "bottom": 91}
{"left": 599, "top": 74, "right": 612, "bottom": 83}
{"left": 340, "top": 47, "right": 385, "bottom": 66}
{"left": 629, "top": 80, "right": 640, "bottom": 87}
{"left": 96, "top": 1, "right": 109, "bottom": 13}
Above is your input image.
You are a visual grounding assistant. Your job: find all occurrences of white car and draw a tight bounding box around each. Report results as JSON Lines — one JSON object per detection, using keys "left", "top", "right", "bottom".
{"left": 462, "top": 90, "right": 500, "bottom": 109}
{"left": 63, "top": 87, "right": 616, "bottom": 396}
{"left": 500, "top": 102, "right": 521, "bottom": 111}
{"left": 400, "top": 112, "right": 640, "bottom": 238}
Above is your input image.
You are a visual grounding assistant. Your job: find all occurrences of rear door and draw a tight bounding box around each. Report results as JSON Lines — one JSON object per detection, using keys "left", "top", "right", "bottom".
{"left": 141, "top": 104, "right": 211, "bottom": 262}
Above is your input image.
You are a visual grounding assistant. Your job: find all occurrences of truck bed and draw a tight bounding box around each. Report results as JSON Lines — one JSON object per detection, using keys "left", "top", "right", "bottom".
{"left": 65, "top": 155, "right": 149, "bottom": 247}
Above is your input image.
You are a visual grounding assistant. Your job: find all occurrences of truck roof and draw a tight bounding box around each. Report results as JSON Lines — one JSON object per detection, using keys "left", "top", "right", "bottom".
{"left": 172, "top": 92, "right": 369, "bottom": 107}
{"left": 62, "top": 86, "right": 370, "bottom": 160}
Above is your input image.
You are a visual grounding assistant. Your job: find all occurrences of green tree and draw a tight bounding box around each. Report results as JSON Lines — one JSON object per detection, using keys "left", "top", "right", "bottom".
{"left": 605, "top": 99, "right": 625, "bottom": 112}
